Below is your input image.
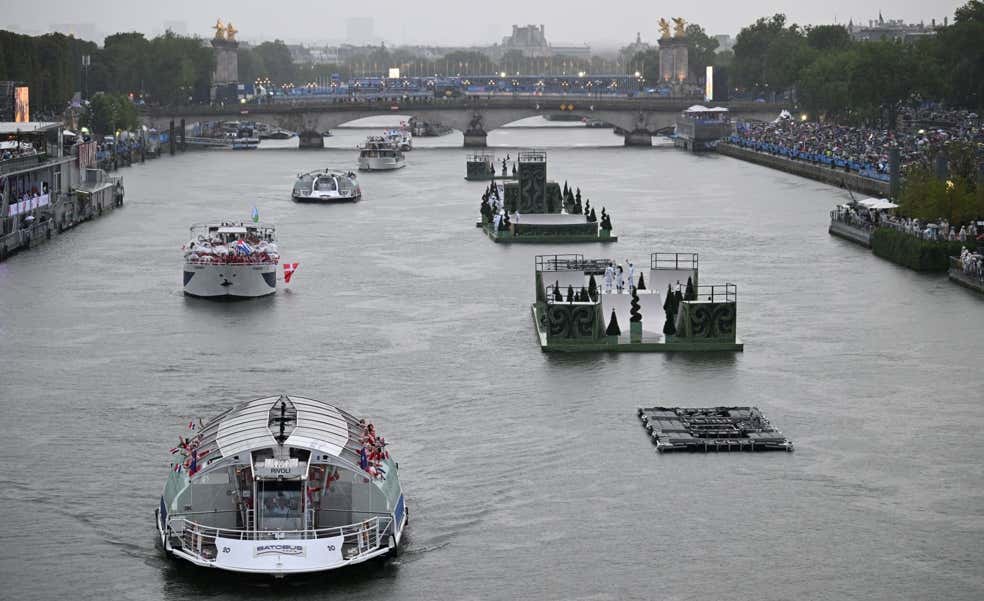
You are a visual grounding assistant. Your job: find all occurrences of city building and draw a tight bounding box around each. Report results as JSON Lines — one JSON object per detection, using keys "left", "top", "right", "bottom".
{"left": 714, "top": 34, "right": 734, "bottom": 53}
{"left": 487, "top": 25, "right": 592, "bottom": 61}
{"left": 848, "top": 15, "right": 941, "bottom": 43}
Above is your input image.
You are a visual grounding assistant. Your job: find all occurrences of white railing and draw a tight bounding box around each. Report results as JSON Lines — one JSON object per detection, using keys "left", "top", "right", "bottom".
{"left": 167, "top": 515, "right": 392, "bottom": 563}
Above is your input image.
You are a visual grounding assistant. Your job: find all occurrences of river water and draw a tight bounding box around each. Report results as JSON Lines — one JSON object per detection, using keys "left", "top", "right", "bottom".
{"left": 1, "top": 123, "right": 982, "bottom": 601}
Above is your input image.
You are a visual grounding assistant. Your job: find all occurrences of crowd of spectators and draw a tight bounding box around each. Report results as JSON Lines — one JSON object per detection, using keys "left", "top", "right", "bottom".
{"left": 832, "top": 201, "right": 983, "bottom": 243}
{"left": 730, "top": 107, "right": 983, "bottom": 182}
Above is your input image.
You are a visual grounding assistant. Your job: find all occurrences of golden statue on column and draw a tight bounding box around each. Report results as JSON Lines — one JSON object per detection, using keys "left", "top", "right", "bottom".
{"left": 225, "top": 22, "right": 238, "bottom": 41}
{"left": 212, "top": 19, "right": 226, "bottom": 40}
{"left": 672, "top": 17, "right": 687, "bottom": 37}
{"left": 658, "top": 18, "right": 671, "bottom": 39}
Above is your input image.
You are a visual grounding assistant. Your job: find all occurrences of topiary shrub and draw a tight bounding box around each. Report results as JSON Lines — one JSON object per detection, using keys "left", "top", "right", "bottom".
{"left": 637, "top": 272, "right": 646, "bottom": 290}
{"left": 684, "top": 276, "right": 696, "bottom": 301}
{"left": 630, "top": 287, "right": 642, "bottom": 322}
{"left": 606, "top": 308, "right": 621, "bottom": 336}
{"left": 567, "top": 284, "right": 575, "bottom": 303}
{"left": 553, "top": 280, "right": 563, "bottom": 302}
{"left": 588, "top": 275, "right": 598, "bottom": 301}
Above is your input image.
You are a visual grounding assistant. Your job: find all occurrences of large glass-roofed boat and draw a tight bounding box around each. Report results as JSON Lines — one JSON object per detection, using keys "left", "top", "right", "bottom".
{"left": 156, "top": 395, "right": 407, "bottom": 575}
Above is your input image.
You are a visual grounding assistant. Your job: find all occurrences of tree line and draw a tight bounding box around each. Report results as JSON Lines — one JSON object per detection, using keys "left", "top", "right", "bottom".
{"left": 731, "top": 2, "right": 983, "bottom": 122}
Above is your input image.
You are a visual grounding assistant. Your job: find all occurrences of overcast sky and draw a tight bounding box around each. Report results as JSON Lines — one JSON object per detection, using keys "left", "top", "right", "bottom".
{"left": 1, "top": 0, "right": 966, "bottom": 47}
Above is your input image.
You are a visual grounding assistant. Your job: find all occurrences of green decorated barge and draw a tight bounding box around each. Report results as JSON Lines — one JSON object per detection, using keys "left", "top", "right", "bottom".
{"left": 478, "top": 150, "right": 616, "bottom": 243}
{"left": 531, "top": 253, "right": 742, "bottom": 352}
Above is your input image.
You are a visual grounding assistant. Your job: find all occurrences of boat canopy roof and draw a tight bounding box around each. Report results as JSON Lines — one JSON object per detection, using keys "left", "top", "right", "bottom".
{"left": 854, "top": 197, "right": 898, "bottom": 210}
{"left": 193, "top": 395, "right": 363, "bottom": 463}
{"left": 217, "top": 226, "right": 248, "bottom": 234}
{"left": 0, "top": 121, "right": 61, "bottom": 135}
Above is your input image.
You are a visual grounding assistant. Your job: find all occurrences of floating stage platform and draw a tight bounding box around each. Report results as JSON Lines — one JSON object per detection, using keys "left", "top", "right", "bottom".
{"left": 478, "top": 150, "right": 616, "bottom": 244}
{"left": 465, "top": 153, "right": 518, "bottom": 181}
{"left": 638, "top": 406, "right": 793, "bottom": 453}
{"left": 479, "top": 214, "right": 617, "bottom": 244}
{"left": 532, "top": 253, "right": 742, "bottom": 353}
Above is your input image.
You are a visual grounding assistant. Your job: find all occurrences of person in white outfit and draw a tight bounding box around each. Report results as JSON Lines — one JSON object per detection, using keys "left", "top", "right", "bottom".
{"left": 493, "top": 211, "right": 502, "bottom": 234}
{"left": 627, "top": 261, "right": 635, "bottom": 291}
{"left": 616, "top": 264, "right": 625, "bottom": 293}
{"left": 603, "top": 263, "right": 614, "bottom": 294}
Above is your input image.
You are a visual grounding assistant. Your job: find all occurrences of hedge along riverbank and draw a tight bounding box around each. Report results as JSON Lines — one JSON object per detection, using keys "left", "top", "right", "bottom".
{"left": 871, "top": 228, "right": 967, "bottom": 272}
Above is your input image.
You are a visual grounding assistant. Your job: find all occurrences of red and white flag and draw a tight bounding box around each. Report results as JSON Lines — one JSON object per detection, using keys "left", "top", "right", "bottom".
{"left": 283, "top": 262, "right": 299, "bottom": 284}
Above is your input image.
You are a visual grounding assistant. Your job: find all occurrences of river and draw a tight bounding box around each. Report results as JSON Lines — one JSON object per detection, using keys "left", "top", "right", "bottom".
{"left": 1, "top": 123, "right": 982, "bottom": 600}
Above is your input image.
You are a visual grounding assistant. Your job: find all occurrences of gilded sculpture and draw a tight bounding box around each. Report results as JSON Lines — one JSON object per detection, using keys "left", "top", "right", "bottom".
{"left": 212, "top": 18, "right": 226, "bottom": 40}
{"left": 672, "top": 17, "right": 687, "bottom": 37}
{"left": 658, "top": 18, "right": 671, "bottom": 39}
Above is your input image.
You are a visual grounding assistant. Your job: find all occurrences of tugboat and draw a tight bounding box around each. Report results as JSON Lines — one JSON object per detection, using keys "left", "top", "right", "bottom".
{"left": 292, "top": 169, "right": 361, "bottom": 203}
{"left": 156, "top": 394, "right": 407, "bottom": 576}
{"left": 182, "top": 221, "right": 279, "bottom": 298}
{"left": 358, "top": 136, "right": 405, "bottom": 171}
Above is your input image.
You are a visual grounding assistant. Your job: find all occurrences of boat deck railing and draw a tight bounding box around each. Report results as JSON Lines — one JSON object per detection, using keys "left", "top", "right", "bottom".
{"left": 693, "top": 283, "right": 737, "bottom": 303}
{"left": 650, "top": 252, "right": 698, "bottom": 271}
{"left": 537, "top": 254, "right": 613, "bottom": 274}
{"left": 518, "top": 149, "right": 546, "bottom": 164}
{"left": 168, "top": 514, "right": 393, "bottom": 563}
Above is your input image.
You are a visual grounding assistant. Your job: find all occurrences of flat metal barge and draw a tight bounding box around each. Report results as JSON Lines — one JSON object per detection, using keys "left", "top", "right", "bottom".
{"left": 638, "top": 406, "right": 793, "bottom": 452}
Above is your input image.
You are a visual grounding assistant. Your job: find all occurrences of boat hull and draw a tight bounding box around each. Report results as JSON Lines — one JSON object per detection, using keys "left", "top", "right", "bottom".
{"left": 292, "top": 192, "right": 361, "bottom": 203}
{"left": 156, "top": 502, "right": 408, "bottom": 576}
{"left": 183, "top": 263, "right": 277, "bottom": 298}
{"left": 358, "top": 157, "right": 405, "bottom": 171}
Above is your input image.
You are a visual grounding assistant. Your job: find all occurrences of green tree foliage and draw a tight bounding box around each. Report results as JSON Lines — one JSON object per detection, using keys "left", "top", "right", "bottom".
{"left": 83, "top": 92, "right": 137, "bottom": 134}
{"left": 934, "top": 0, "right": 984, "bottom": 107}
{"left": 733, "top": 14, "right": 791, "bottom": 88}
{"left": 0, "top": 30, "right": 100, "bottom": 114}
{"left": 805, "top": 25, "right": 852, "bottom": 51}
{"left": 250, "top": 40, "right": 295, "bottom": 84}
{"left": 102, "top": 32, "right": 150, "bottom": 95}
{"left": 629, "top": 49, "right": 660, "bottom": 82}
{"left": 685, "top": 24, "right": 719, "bottom": 75}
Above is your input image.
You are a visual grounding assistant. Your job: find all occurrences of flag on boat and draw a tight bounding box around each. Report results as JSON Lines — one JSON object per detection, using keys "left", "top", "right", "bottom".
{"left": 187, "top": 420, "right": 195, "bottom": 430}
{"left": 283, "top": 262, "right": 299, "bottom": 283}
{"left": 236, "top": 239, "right": 253, "bottom": 255}
{"left": 173, "top": 463, "right": 181, "bottom": 472}
{"left": 251, "top": 206, "right": 259, "bottom": 223}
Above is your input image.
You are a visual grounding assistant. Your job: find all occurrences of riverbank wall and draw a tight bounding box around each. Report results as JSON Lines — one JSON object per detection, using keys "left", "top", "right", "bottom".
{"left": 718, "top": 143, "right": 891, "bottom": 198}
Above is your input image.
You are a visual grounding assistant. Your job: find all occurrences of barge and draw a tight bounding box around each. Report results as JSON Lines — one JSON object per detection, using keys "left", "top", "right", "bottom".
{"left": 478, "top": 150, "right": 616, "bottom": 243}
{"left": 531, "top": 253, "right": 742, "bottom": 352}
{"left": 638, "top": 406, "right": 793, "bottom": 453}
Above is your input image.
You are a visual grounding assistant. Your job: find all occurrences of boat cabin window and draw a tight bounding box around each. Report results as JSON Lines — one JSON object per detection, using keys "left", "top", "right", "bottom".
{"left": 315, "top": 177, "right": 337, "bottom": 192}
{"left": 257, "top": 480, "right": 303, "bottom": 531}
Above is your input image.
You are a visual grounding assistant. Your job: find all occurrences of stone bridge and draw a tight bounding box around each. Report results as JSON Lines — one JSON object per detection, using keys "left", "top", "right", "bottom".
{"left": 143, "top": 96, "right": 784, "bottom": 147}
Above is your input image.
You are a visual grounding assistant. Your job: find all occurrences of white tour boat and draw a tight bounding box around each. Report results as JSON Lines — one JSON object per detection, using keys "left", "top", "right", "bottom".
{"left": 384, "top": 127, "right": 413, "bottom": 151}
{"left": 182, "top": 221, "right": 279, "bottom": 298}
{"left": 292, "top": 169, "right": 361, "bottom": 203}
{"left": 358, "top": 137, "right": 405, "bottom": 171}
{"left": 156, "top": 394, "right": 408, "bottom": 575}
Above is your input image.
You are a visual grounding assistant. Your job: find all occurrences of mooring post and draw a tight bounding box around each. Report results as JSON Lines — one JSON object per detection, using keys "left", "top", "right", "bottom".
{"left": 180, "top": 119, "right": 186, "bottom": 152}
{"left": 169, "top": 120, "right": 175, "bottom": 156}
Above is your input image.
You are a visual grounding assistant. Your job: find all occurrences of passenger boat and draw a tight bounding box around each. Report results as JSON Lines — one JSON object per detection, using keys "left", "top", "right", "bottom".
{"left": 384, "top": 126, "right": 413, "bottom": 151}
{"left": 259, "top": 129, "right": 297, "bottom": 141}
{"left": 156, "top": 394, "right": 408, "bottom": 575}
{"left": 232, "top": 125, "right": 260, "bottom": 150}
{"left": 292, "top": 169, "right": 361, "bottom": 203}
{"left": 358, "top": 137, "right": 405, "bottom": 171}
{"left": 183, "top": 221, "right": 279, "bottom": 298}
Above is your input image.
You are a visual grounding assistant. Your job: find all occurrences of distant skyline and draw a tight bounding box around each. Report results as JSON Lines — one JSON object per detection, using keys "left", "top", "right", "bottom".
{"left": 3, "top": 0, "right": 967, "bottom": 48}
